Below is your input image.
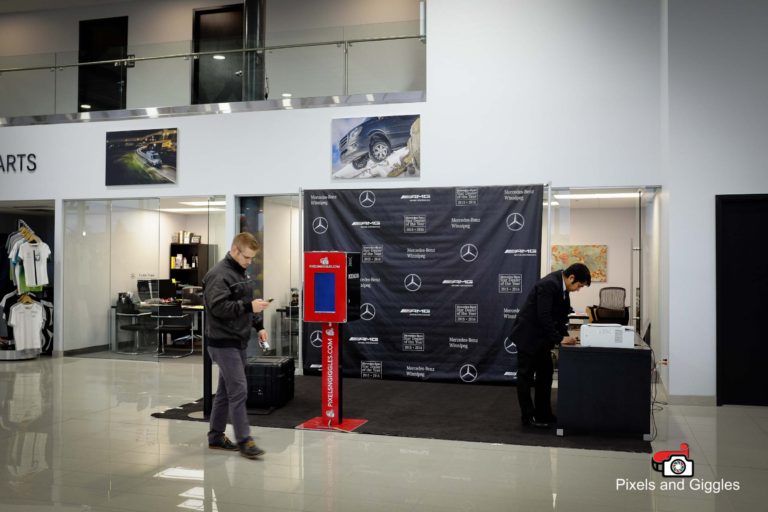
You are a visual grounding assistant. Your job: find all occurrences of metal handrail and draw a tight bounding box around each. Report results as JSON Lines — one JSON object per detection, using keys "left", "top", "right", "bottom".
{"left": 0, "top": 34, "right": 425, "bottom": 74}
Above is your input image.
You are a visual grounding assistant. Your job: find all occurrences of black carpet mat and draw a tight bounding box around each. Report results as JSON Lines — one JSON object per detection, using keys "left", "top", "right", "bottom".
{"left": 152, "top": 375, "right": 651, "bottom": 453}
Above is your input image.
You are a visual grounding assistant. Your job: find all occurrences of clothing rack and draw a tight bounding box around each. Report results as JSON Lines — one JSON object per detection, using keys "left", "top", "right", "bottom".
{"left": 1, "top": 219, "right": 51, "bottom": 360}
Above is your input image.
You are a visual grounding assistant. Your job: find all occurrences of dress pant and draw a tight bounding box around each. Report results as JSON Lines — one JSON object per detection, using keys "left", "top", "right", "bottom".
{"left": 516, "top": 347, "right": 554, "bottom": 421}
{"left": 207, "top": 346, "right": 250, "bottom": 443}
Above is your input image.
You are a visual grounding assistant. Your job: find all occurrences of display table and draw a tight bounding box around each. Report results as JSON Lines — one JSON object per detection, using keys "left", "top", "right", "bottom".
{"left": 556, "top": 334, "right": 651, "bottom": 439}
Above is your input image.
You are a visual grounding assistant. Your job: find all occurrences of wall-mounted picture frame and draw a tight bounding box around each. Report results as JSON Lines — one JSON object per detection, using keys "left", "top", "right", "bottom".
{"left": 331, "top": 115, "right": 420, "bottom": 179}
{"left": 551, "top": 244, "right": 608, "bottom": 282}
{"left": 106, "top": 128, "right": 178, "bottom": 185}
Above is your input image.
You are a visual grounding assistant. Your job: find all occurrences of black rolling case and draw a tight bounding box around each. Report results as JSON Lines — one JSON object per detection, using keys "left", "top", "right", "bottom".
{"left": 245, "top": 356, "right": 295, "bottom": 410}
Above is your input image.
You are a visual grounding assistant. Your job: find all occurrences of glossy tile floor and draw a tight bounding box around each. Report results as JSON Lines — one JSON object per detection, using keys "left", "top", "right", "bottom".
{"left": 0, "top": 357, "right": 766, "bottom": 511}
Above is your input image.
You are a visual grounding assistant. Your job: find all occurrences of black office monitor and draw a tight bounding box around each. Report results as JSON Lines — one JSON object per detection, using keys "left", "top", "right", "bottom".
{"left": 137, "top": 279, "right": 177, "bottom": 301}
{"left": 158, "top": 279, "right": 177, "bottom": 300}
{"left": 136, "top": 279, "right": 155, "bottom": 301}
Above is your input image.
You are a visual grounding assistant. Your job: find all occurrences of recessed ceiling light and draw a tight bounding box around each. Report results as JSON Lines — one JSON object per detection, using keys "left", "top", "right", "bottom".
{"left": 80, "top": 104, "right": 91, "bottom": 109}
{"left": 281, "top": 93, "right": 292, "bottom": 98}
{"left": 213, "top": 55, "right": 225, "bottom": 60}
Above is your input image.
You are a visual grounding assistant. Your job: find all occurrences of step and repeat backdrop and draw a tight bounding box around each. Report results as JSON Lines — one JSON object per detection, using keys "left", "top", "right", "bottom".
{"left": 302, "top": 185, "right": 543, "bottom": 384}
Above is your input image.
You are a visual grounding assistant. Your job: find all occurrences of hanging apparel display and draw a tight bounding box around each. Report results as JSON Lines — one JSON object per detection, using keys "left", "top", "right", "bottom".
{"left": 1, "top": 221, "right": 53, "bottom": 357}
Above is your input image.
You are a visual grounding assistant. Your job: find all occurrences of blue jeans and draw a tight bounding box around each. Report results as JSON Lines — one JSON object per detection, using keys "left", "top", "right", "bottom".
{"left": 207, "top": 346, "right": 250, "bottom": 443}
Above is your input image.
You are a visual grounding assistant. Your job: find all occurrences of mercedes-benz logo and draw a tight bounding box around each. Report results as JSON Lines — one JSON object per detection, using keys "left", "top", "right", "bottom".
{"left": 359, "top": 190, "right": 376, "bottom": 208}
{"left": 360, "top": 303, "right": 376, "bottom": 321}
{"left": 503, "top": 337, "right": 518, "bottom": 354}
{"left": 404, "top": 273, "right": 422, "bottom": 292}
{"left": 309, "top": 330, "right": 322, "bottom": 348}
{"left": 460, "top": 243, "right": 478, "bottom": 262}
{"left": 459, "top": 363, "right": 478, "bottom": 383}
{"left": 312, "top": 216, "right": 328, "bottom": 234}
{"left": 506, "top": 212, "right": 525, "bottom": 231}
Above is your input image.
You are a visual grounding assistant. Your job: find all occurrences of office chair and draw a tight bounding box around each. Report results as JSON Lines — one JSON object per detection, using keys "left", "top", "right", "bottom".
{"left": 114, "top": 297, "right": 153, "bottom": 355}
{"left": 587, "top": 287, "right": 630, "bottom": 325}
{"left": 151, "top": 304, "right": 195, "bottom": 358}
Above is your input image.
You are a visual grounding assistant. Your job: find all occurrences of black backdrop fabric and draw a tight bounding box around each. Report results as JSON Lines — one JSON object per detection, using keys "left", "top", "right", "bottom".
{"left": 302, "top": 185, "right": 543, "bottom": 384}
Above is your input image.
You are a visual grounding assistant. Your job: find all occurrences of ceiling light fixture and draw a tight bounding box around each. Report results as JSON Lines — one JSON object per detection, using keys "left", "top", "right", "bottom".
{"left": 159, "top": 207, "right": 226, "bottom": 213}
{"left": 179, "top": 201, "right": 227, "bottom": 207}
{"left": 213, "top": 55, "right": 225, "bottom": 60}
{"left": 553, "top": 192, "right": 640, "bottom": 200}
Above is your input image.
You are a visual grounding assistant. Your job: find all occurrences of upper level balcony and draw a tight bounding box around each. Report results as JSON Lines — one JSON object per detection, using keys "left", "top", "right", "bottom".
{"left": 0, "top": 20, "right": 426, "bottom": 125}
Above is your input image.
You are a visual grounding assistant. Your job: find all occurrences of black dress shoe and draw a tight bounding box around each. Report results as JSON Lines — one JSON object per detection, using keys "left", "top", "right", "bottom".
{"left": 521, "top": 417, "right": 553, "bottom": 429}
{"left": 536, "top": 414, "right": 557, "bottom": 424}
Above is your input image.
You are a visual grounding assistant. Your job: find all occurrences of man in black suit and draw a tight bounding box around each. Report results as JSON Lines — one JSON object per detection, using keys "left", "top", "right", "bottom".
{"left": 510, "top": 263, "right": 591, "bottom": 428}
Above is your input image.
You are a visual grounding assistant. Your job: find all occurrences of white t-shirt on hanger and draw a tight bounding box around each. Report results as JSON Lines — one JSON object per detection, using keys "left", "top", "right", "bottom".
{"left": 18, "top": 241, "right": 51, "bottom": 287}
{"left": 8, "top": 302, "right": 44, "bottom": 351}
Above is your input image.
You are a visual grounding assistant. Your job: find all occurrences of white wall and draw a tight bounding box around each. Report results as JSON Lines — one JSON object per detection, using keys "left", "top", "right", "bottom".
{"left": 4, "top": 0, "right": 768, "bottom": 398}
{"left": 110, "top": 203, "right": 162, "bottom": 298}
{"left": 0, "top": 0, "right": 420, "bottom": 54}
{"left": 665, "top": 0, "right": 768, "bottom": 399}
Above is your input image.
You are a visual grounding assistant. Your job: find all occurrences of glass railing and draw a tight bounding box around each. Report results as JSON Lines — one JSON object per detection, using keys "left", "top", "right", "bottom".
{"left": 0, "top": 21, "right": 425, "bottom": 122}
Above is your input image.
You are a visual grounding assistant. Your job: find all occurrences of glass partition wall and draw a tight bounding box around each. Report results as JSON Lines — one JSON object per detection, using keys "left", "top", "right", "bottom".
{"left": 543, "top": 187, "right": 659, "bottom": 336}
{"left": 62, "top": 196, "right": 224, "bottom": 360}
{"left": 238, "top": 195, "right": 301, "bottom": 362}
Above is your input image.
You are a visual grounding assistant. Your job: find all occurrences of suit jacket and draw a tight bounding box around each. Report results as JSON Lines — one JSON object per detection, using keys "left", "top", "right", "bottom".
{"left": 509, "top": 270, "right": 571, "bottom": 355}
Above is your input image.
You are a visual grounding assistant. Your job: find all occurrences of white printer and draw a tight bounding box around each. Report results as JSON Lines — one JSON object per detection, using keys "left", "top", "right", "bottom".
{"left": 579, "top": 323, "right": 636, "bottom": 349}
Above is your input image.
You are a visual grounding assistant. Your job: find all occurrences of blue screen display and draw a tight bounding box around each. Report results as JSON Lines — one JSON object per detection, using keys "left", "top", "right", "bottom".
{"left": 314, "top": 273, "right": 336, "bottom": 313}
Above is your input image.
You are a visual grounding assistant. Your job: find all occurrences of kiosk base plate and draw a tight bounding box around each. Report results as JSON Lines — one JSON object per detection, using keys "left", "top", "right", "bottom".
{"left": 297, "top": 417, "right": 368, "bottom": 432}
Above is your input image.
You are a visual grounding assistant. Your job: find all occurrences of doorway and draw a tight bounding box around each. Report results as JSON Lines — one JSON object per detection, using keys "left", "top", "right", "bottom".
{"left": 192, "top": 4, "right": 244, "bottom": 104}
{"left": 716, "top": 194, "right": 768, "bottom": 406}
{"left": 78, "top": 16, "right": 128, "bottom": 112}
{"left": 0, "top": 201, "right": 55, "bottom": 359}
{"left": 237, "top": 195, "right": 301, "bottom": 361}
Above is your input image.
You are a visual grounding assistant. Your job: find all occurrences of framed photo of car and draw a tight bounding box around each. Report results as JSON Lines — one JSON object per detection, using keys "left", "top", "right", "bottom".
{"left": 106, "top": 128, "right": 178, "bottom": 185}
{"left": 331, "top": 115, "right": 420, "bottom": 179}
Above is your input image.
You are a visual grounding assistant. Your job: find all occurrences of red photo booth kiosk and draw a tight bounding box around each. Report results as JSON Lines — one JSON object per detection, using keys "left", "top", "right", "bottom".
{"left": 299, "top": 251, "right": 366, "bottom": 431}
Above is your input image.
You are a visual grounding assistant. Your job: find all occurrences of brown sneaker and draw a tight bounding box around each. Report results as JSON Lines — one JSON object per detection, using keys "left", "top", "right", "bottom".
{"left": 208, "top": 434, "right": 238, "bottom": 451}
{"left": 238, "top": 437, "right": 265, "bottom": 459}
